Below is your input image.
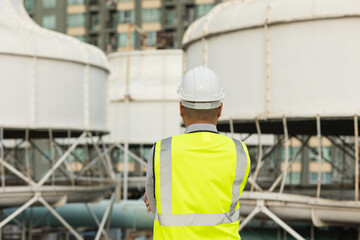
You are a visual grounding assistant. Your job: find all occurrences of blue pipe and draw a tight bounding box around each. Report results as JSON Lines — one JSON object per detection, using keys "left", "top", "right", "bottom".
{"left": 4, "top": 200, "right": 154, "bottom": 229}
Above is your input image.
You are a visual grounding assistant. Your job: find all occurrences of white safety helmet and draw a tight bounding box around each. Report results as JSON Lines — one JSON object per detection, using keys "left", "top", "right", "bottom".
{"left": 177, "top": 66, "right": 225, "bottom": 109}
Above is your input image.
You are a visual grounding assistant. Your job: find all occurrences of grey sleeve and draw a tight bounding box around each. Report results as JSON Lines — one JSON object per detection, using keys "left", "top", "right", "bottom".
{"left": 145, "top": 145, "right": 156, "bottom": 214}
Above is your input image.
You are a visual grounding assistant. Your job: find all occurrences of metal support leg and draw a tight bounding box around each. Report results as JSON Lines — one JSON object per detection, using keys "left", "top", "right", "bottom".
{"left": 248, "top": 176, "right": 263, "bottom": 192}
{"left": 280, "top": 115, "right": 289, "bottom": 193}
{"left": 85, "top": 204, "right": 108, "bottom": 238}
{"left": 115, "top": 144, "right": 147, "bottom": 167}
{"left": 0, "top": 212, "right": 2, "bottom": 240}
{"left": 88, "top": 132, "right": 115, "bottom": 181}
{"left": 38, "top": 196, "right": 84, "bottom": 240}
{"left": 269, "top": 137, "right": 310, "bottom": 192}
{"left": 0, "top": 128, "right": 5, "bottom": 189}
{"left": 49, "top": 129, "right": 55, "bottom": 188}
{"left": 229, "top": 117, "right": 234, "bottom": 138}
{"left": 37, "top": 132, "right": 86, "bottom": 187}
{"left": 28, "top": 208, "right": 33, "bottom": 240}
{"left": 123, "top": 98, "right": 130, "bottom": 200}
{"left": 30, "top": 141, "right": 73, "bottom": 182}
{"left": 251, "top": 118, "right": 262, "bottom": 191}
{"left": 238, "top": 205, "right": 261, "bottom": 231}
{"left": 311, "top": 224, "right": 314, "bottom": 240}
{"left": 316, "top": 115, "right": 322, "bottom": 198}
{"left": 21, "top": 212, "right": 26, "bottom": 240}
{"left": 0, "top": 156, "right": 35, "bottom": 186}
{"left": 25, "top": 129, "right": 31, "bottom": 179}
{"left": 94, "top": 193, "right": 115, "bottom": 240}
{"left": 261, "top": 205, "right": 305, "bottom": 240}
{"left": 0, "top": 193, "right": 39, "bottom": 228}
{"left": 78, "top": 145, "right": 116, "bottom": 177}
{"left": 355, "top": 115, "right": 359, "bottom": 201}
{"left": 239, "top": 200, "right": 305, "bottom": 240}
{"left": 101, "top": 139, "right": 116, "bottom": 180}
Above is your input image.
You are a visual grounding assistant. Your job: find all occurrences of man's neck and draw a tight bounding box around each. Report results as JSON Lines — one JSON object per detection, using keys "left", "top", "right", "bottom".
{"left": 184, "top": 120, "right": 217, "bottom": 128}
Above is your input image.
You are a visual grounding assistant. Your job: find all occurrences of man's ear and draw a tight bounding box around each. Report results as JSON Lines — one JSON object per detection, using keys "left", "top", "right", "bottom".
{"left": 179, "top": 102, "right": 184, "bottom": 118}
{"left": 217, "top": 103, "right": 223, "bottom": 118}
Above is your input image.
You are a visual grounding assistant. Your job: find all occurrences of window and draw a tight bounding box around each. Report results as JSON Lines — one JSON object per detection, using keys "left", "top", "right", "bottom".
{"left": 118, "top": 10, "right": 135, "bottom": 24}
{"left": 42, "top": 15, "right": 56, "bottom": 29}
{"left": 145, "top": 32, "right": 157, "bottom": 46}
{"left": 195, "top": 4, "right": 213, "bottom": 18}
{"left": 42, "top": 0, "right": 56, "bottom": 8}
{"left": 74, "top": 36, "right": 86, "bottom": 42}
{"left": 281, "top": 147, "right": 302, "bottom": 162}
{"left": 90, "top": 14, "right": 100, "bottom": 30}
{"left": 118, "top": 33, "right": 135, "bottom": 47}
{"left": 285, "top": 172, "right": 301, "bottom": 185}
{"left": 67, "top": 0, "right": 84, "bottom": 4}
{"left": 24, "top": 0, "right": 35, "bottom": 11}
{"left": 166, "top": 10, "right": 175, "bottom": 26}
{"left": 142, "top": 8, "right": 161, "bottom": 22}
{"left": 310, "top": 147, "right": 331, "bottom": 162}
{"left": 310, "top": 172, "right": 331, "bottom": 184}
{"left": 67, "top": 14, "right": 86, "bottom": 27}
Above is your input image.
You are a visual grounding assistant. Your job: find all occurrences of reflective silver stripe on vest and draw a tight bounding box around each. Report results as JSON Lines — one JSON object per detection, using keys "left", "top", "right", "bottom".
{"left": 155, "top": 208, "right": 240, "bottom": 227}
{"left": 230, "top": 139, "right": 248, "bottom": 213}
{"left": 157, "top": 136, "right": 248, "bottom": 227}
{"left": 160, "top": 137, "right": 172, "bottom": 214}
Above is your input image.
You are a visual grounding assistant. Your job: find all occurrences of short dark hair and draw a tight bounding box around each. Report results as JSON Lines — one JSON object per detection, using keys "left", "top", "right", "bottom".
{"left": 182, "top": 106, "right": 220, "bottom": 122}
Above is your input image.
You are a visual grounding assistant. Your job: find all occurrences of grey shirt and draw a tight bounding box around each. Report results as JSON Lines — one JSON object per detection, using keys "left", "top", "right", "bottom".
{"left": 145, "top": 123, "right": 218, "bottom": 214}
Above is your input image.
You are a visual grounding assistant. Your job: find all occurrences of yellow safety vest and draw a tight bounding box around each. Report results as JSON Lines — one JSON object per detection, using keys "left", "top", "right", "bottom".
{"left": 153, "top": 131, "right": 250, "bottom": 240}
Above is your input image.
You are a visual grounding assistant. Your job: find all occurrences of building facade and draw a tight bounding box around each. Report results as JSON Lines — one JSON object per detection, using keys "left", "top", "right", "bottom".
{"left": 24, "top": 0, "right": 229, "bottom": 52}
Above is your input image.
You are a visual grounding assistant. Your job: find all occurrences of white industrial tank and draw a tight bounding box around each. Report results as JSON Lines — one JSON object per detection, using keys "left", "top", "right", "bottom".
{"left": 107, "top": 50, "right": 183, "bottom": 144}
{"left": 0, "top": 0, "right": 114, "bottom": 225}
{"left": 182, "top": 0, "right": 360, "bottom": 134}
{"left": 0, "top": 0, "right": 108, "bottom": 132}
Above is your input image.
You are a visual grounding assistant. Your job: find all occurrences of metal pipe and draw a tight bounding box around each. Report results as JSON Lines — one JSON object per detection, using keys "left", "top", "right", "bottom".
{"left": 251, "top": 118, "right": 262, "bottom": 191}
{"left": 316, "top": 115, "right": 322, "bottom": 198}
{"left": 280, "top": 115, "right": 289, "bottom": 193}
{"left": 229, "top": 117, "right": 234, "bottom": 138}
{"left": 355, "top": 115, "right": 359, "bottom": 201}
{"left": 6, "top": 200, "right": 154, "bottom": 229}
